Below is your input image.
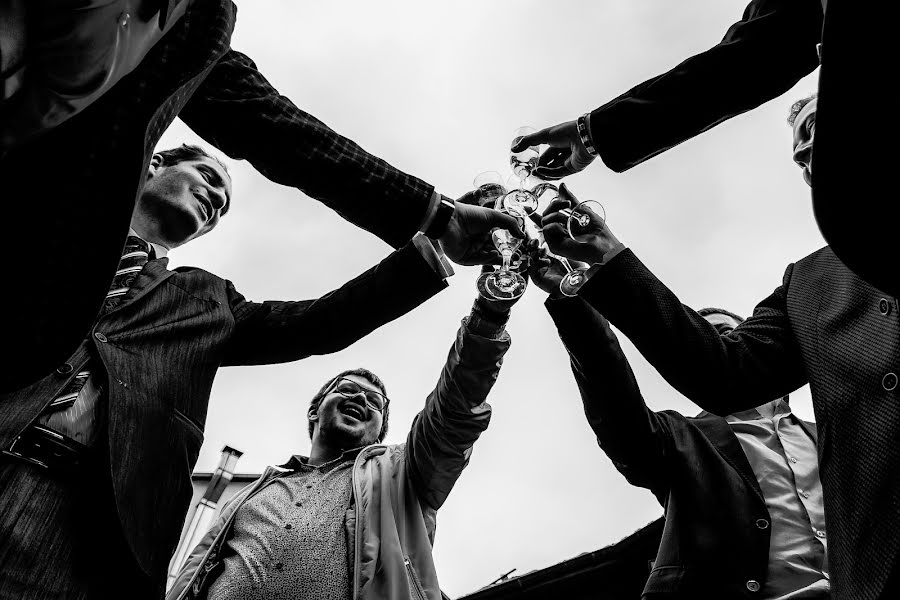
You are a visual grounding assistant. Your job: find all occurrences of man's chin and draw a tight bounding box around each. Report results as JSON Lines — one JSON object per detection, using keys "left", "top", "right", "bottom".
{"left": 325, "top": 422, "right": 370, "bottom": 449}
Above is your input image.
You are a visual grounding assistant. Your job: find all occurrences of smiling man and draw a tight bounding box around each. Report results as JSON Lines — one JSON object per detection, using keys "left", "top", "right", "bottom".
{"left": 0, "top": 143, "right": 461, "bottom": 598}
{"left": 168, "top": 289, "right": 518, "bottom": 600}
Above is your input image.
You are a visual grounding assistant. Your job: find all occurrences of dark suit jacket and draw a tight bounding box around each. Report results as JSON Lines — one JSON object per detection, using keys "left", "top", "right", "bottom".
{"left": 0, "top": 242, "right": 446, "bottom": 585}
{"left": 0, "top": 1, "right": 436, "bottom": 391}
{"left": 589, "top": 0, "right": 823, "bottom": 173}
{"left": 547, "top": 295, "right": 820, "bottom": 598}
{"left": 579, "top": 247, "right": 900, "bottom": 600}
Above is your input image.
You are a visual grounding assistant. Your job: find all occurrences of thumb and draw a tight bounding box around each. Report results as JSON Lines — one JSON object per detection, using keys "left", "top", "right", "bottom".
{"left": 511, "top": 127, "right": 551, "bottom": 152}
{"left": 493, "top": 210, "right": 524, "bottom": 238}
{"left": 559, "top": 182, "right": 579, "bottom": 208}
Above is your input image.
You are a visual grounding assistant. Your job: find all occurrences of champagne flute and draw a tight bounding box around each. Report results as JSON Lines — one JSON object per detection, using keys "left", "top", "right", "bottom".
{"left": 560, "top": 200, "right": 606, "bottom": 241}
{"left": 473, "top": 171, "right": 508, "bottom": 208}
{"left": 510, "top": 126, "right": 540, "bottom": 182}
{"left": 479, "top": 229, "right": 527, "bottom": 300}
{"left": 529, "top": 220, "right": 589, "bottom": 297}
{"left": 558, "top": 259, "right": 589, "bottom": 297}
{"left": 499, "top": 173, "right": 538, "bottom": 217}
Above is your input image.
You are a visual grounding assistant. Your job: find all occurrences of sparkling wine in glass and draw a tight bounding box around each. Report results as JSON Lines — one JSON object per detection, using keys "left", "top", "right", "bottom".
{"left": 499, "top": 173, "right": 538, "bottom": 217}
{"left": 473, "top": 171, "right": 508, "bottom": 208}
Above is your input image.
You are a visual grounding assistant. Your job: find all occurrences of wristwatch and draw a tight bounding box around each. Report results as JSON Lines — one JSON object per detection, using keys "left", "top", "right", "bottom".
{"left": 424, "top": 196, "right": 456, "bottom": 239}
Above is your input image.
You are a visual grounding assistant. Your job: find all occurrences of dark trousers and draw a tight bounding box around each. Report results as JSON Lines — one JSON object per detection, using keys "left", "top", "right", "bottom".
{"left": 0, "top": 449, "right": 159, "bottom": 599}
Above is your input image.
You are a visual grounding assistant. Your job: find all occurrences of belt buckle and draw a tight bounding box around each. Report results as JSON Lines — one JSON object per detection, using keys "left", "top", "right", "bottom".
{"left": 2, "top": 426, "right": 71, "bottom": 470}
{"left": 3, "top": 432, "right": 51, "bottom": 469}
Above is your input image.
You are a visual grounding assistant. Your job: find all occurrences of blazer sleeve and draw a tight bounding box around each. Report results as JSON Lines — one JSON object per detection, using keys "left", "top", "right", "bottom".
{"left": 545, "top": 295, "right": 672, "bottom": 494}
{"left": 405, "top": 315, "right": 510, "bottom": 511}
{"left": 590, "top": 0, "right": 823, "bottom": 172}
{"left": 580, "top": 249, "right": 808, "bottom": 415}
{"left": 179, "top": 48, "right": 435, "bottom": 249}
{"left": 221, "top": 242, "right": 447, "bottom": 366}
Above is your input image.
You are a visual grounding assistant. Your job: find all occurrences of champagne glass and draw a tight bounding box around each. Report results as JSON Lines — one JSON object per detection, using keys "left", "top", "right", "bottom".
{"left": 558, "top": 259, "right": 589, "bottom": 297}
{"left": 529, "top": 221, "right": 589, "bottom": 298}
{"left": 499, "top": 173, "right": 538, "bottom": 217}
{"left": 478, "top": 229, "right": 526, "bottom": 300}
{"left": 531, "top": 181, "right": 559, "bottom": 213}
{"left": 473, "top": 171, "right": 508, "bottom": 208}
{"left": 560, "top": 200, "right": 606, "bottom": 241}
{"left": 510, "top": 126, "right": 540, "bottom": 181}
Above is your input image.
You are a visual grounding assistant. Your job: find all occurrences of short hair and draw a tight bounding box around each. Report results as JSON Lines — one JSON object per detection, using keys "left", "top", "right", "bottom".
{"left": 307, "top": 368, "right": 389, "bottom": 443}
{"left": 787, "top": 93, "right": 818, "bottom": 127}
{"left": 156, "top": 143, "right": 227, "bottom": 171}
{"left": 155, "top": 143, "right": 230, "bottom": 214}
{"left": 697, "top": 307, "right": 745, "bottom": 324}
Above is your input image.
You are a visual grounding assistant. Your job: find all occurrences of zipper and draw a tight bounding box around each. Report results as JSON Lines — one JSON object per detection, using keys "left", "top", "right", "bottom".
{"left": 404, "top": 557, "right": 427, "bottom": 600}
{"left": 352, "top": 448, "right": 368, "bottom": 600}
{"left": 182, "top": 467, "right": 285, "bottom": 599}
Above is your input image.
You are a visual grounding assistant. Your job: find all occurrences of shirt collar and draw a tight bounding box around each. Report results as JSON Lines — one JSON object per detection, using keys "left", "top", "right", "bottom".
{"left": 128, "top": 228, "right": 168, "bottom": 259}
{"left": 283, "top": 446, "right": 366, "bottom": 471}
{"left": 726, "top": 397, "right": 791, "bottom": 423}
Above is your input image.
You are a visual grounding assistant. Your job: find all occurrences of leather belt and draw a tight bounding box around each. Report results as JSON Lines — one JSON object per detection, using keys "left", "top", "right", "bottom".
{"left": 3, "top": 424, "right": 88, "bottom": 472}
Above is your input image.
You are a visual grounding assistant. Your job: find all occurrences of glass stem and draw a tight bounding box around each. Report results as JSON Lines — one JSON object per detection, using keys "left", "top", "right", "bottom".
{"left": 559, "top": 257, "right": 575, "bottom": 274}
{"left": 500, "top": 251, "right": 512, "bottom": 273}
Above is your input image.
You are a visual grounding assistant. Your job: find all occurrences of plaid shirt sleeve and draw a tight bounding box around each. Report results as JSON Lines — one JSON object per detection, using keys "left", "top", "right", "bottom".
{"left": 179, "top": 49, "right": 435, "bottom": 249}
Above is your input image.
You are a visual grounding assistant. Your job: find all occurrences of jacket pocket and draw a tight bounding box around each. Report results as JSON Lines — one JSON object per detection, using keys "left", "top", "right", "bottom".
{"left": 404, "top": 556, "right": 427, "bottom": 600}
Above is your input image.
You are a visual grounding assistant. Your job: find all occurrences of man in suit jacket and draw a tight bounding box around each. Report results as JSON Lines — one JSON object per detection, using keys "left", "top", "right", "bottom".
{"left": 0, "top": 0, "right": 520, "bottom": 392}
{"left": 0, "top": 144, "right": 460, "bottom": 599}
{"left": 530, "top": 259, "right": 829, "bottom": 598}
{"left": 539, "top": 98, "right": 900, "bottom": 599}
{"left": 514, "top": 0, "right": 896, "bottom": 295}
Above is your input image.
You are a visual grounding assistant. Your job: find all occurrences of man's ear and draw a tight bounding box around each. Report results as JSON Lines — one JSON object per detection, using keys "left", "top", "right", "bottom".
{"left": 147, "top": 153, "right": 164, "bottom": 180}
{"left": 307, "top": 405, "right": 319, "bottom": 422}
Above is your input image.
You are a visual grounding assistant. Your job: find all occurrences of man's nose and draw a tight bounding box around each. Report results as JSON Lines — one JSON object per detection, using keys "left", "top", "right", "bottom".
{"left": 209, "top": 187, "right": 227, "bottom": 211}
{"left": 793, "top": 141, "right": 812, "bottom": 168}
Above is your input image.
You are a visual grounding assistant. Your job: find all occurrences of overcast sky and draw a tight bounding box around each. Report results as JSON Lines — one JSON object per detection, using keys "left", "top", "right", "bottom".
{"left": 158, "top": 1, "right": 822, "bottom": 596}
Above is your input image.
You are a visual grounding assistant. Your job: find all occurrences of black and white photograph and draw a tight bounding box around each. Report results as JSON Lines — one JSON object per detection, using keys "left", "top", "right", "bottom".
{"left": 1, "top": 0, "right": 896, "bottom": 598}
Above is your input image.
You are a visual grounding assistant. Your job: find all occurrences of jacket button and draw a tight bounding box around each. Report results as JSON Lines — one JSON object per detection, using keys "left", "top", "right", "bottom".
{"left": 56, "top": 363, "right": 74, "bottom": 375}
{"left": 755, "top": 518, "right": 769, "bottom": 530}
{"left": 746, "top": 580, "right": 761, "bottom": 592}
{"left": 879, "top": 298, "right": 892, "bottom": 315}
{"left": 94, "top": 332, "right": 108, "bottom": 343}
{"left": 883, "top": 372, "right": 898, "bottom": 391}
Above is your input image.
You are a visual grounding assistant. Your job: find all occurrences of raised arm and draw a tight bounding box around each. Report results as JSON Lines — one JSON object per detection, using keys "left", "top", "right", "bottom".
{"left": 405, "top": 298, "right": 513, "bottom": 510}
{"left": 540, "top": 189, "right": 807, "bottom": 415}
{"left": 592, "top": 0, "right": 822, "bottom": 172}
{"left": 545, "top": 295, "right": 672, "bottom": 493}
{"left": 516, "top": 0, "right": 822, "bottom": 179}
{"left": 179, "top": 49, "right": 434, "bottom": 249}
{"left": 582, "top": 249, "right": 807, "bottom": 414}
{"left": 221, "top": 241, "right": 446, "bottom": 366}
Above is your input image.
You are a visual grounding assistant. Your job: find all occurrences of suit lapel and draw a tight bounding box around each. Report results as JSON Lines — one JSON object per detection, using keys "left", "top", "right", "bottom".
{"left": 692, "top": 412, "right": 766, "bottom": 503}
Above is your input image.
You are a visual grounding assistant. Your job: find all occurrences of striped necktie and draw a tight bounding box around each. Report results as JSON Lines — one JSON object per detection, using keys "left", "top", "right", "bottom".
{"left": 101, "top": 235, "right": 153, "bottom": 314}
{"left": 45, "top": 236, "right": 153, "bottom": 414}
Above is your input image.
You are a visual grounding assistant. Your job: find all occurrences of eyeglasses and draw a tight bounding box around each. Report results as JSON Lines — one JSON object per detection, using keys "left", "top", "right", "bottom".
{"left": 330, "top": 377, "right": 390, "bottom": 412}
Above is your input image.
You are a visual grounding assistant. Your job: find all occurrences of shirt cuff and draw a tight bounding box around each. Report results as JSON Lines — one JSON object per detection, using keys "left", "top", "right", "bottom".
{"left": 411, "top": 234, "right": 454, "bottom": 279}
{"left": 417, "top": 190, "right": 444, "bottom": 235}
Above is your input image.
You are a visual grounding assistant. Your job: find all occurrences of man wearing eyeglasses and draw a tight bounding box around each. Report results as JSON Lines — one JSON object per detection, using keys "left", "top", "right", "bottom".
{"left": 168, "top": 289, "right": 518, "bottom": 600}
